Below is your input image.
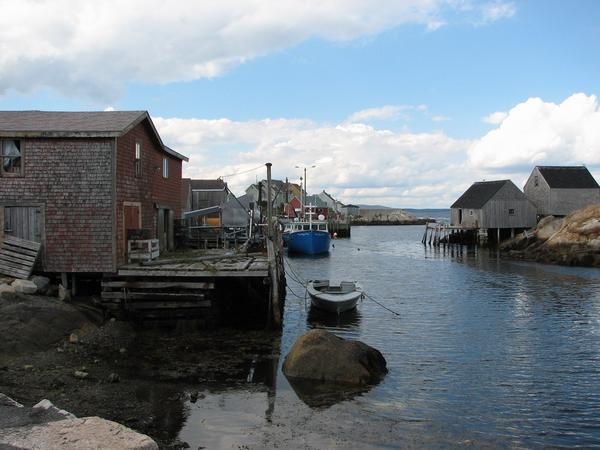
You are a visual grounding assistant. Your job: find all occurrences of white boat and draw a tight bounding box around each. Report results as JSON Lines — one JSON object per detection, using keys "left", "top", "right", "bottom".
{"left": 307, "top": 280, "right": 362, "bottom": 314}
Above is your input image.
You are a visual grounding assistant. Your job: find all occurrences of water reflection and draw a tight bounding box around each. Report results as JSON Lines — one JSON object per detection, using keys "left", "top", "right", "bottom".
{"left": 307, "top": 305, "right": 362, "bottom": 330}
{"left": 284, "top": 376, "right": 371, "bottom": 409}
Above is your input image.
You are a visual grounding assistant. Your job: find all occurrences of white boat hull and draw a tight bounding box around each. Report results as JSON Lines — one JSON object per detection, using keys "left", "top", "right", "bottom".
{"left": 307, "top": 280, "right": 362, "bottom": 314}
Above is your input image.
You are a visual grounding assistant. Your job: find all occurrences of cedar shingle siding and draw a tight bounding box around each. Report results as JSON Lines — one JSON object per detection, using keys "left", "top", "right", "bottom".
{"left": 524, "top": 166, "right": 600, "bottom": 216}
{"left": 0, "top": 111, "right": 187, "bottom": 273}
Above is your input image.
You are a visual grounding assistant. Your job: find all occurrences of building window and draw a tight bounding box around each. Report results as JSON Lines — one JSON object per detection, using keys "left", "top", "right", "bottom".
{"left": 469, "top": 210, "right": 473, "bottom": 216}
{"left": 162, "top": 157, "right": 169, "bottom": 178}
{"left": 134, "top": 142, "right": 141, "bottom": 177}
{"left": 508, "top": 208, "right": 515, "bottom": 215}
{"left": 1, "top": 139, "right": 23, "bottom": 176}
{"left": 534, "top": 175, "right": 539, "bottom": 187}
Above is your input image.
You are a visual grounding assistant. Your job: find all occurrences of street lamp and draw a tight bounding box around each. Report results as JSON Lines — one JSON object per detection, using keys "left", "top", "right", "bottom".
{"left": 295, "top": 164, "right": 316, "bottom": 219}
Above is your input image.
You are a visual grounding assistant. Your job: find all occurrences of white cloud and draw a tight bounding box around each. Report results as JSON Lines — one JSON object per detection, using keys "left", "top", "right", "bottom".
{"left": 154, "top": 114, "right": 472, "bottom": 207}
{"left": 154, "top": 93, "right": 600, "bottom": 207}
{"left": 347, "top": 105, "right": 406, "bottom": 122}
{"left": 470, "top": 93, "right": 600, "bottom": 170}
{"left": 480, "top": 1, "right": 516, "bottom": 23}
{"left": 482, "top": 111, "right": 507, "bottom": 124}
{"left": 0, "top": 0, "right": 516, "bottom": 102}
{"left": 432, "top": 115, "right": 450, "bottom": 122}
{"left": 103, "top": 106, "right": 115, "bottom": 112}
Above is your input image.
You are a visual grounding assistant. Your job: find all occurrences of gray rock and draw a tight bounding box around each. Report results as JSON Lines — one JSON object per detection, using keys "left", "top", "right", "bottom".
{"left": 69, "top": 333, "right": 79, "bottom": 344}
{"left": 31, "top": 276, "right": 51, "bottom": 294}
{"left": 283, "top": 329, "right": 387, "bottom": 385}
{"left": 73, "top": 370, "right": 89, "bottom": 379}
{"left": 58, "top": 284, "right": 71, "bottom": 302}
{"left": 107, "top": 373, "right": 120, "bottom": 383}
{"left": 0, "top": 393, "right": 23, "bottom": 407}
{"left": 0, "top": 416, "right": 159, "bottom": 449}
{"left": 33, "top": 399, "right": 76, "bottom": 419}
{"left": 11, "top": 279, "right": 38, "bottom": 295}
{"left": 0, "top": 283, "right": 15, "bottom": 295}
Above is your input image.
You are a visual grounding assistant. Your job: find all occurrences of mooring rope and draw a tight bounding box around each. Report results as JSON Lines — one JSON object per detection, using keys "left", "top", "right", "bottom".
{"left": 360, "top": 291, "right": 401, "bottom": 317}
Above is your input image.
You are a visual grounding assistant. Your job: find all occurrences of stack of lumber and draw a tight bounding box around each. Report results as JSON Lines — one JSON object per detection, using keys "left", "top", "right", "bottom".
{"left": 0, "top": 235, "right": 41, "bottom": 279}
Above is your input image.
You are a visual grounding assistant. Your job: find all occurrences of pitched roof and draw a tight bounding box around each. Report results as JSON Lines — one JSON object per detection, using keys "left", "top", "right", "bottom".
{"left": 537, "top": 166, "right": 599, "bottom": 189}
{"left": 190, "top": 179, "right": 227, "bottom": 191}
{"left": 0, "top": 110, "right": 188, "bottom": 161}
{"left": 451, "top": 180, "right": 509, "bottom": 209}
{"left": 305, "top": 194, "right": 327, "bottom": 207}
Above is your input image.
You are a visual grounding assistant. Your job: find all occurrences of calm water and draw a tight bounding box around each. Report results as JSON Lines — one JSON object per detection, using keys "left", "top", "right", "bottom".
{"left": 178, "top": 226, "right": 600, "bottom": 448}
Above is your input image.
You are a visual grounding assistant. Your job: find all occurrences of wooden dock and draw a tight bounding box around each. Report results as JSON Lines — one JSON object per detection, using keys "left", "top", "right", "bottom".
{"left": 101, "top": 235, "right": 285, "bottom": 329}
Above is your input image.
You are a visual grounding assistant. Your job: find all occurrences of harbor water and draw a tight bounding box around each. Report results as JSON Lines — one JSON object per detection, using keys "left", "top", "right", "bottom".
{"left": 178, "top": 225, "right": 600, "bottom": 448}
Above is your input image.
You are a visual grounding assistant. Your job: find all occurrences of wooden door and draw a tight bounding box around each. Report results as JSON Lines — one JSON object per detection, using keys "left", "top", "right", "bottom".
{"left": 3, "top": 206, "right": 42, "bottom": 242}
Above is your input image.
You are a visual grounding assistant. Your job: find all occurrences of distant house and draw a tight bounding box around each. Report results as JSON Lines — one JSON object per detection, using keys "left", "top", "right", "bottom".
{"left": 0, "top": 110, "right": 188, "bottom": 275}
{"left": 451, "top": 180, "right": 537, "bottom": 232}
{"left": 318, "top": 190, "right": 343, "bottom": 213}
{"left": 245, "top": 179, "right": 288, "bottom": 209}
{"left": 341, "top": 204, "right": 360, "bottom": 218}
{"left": 183, "top": 179, "right": 248, "bottom": 228}
{"left": 524, "top": 166, "right": 600, "bottom": 217}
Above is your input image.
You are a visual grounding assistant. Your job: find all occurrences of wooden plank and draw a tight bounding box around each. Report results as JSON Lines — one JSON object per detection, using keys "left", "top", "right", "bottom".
{"left": 1, "top": 243, "right": 39, "bottom": 257}
{"left": 0, "top": 254, "right": 31, "bottom": 269}
{"left": 0, "top": 267, "right": 28, "bottom": 279}
{"left": 117, "top": 269, "right": 269, "bottom": 277}
{"left": 3, "top": 235, "right": 41, "bottom": 251}
{"left": 0, "top": 248, "right": 37, "bottom": 262}
{"left": 101, "top": 281, "right": 215, "bottom": 289}
{"left": 126, "top": 300, "right": 211, "bottom": 309}
{"left": 0, "top": 262, "right": 30, "bottom": 278}
{"left": 0, "top": 258, "right": 30, "bottom": 271}
{"left": 101, "top": 292, "right": 207, "bottom": 301}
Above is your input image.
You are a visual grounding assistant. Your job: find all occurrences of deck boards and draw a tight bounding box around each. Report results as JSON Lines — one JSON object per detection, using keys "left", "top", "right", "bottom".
{"left": 0, "top": 236, "right": 41, "bottom": 279}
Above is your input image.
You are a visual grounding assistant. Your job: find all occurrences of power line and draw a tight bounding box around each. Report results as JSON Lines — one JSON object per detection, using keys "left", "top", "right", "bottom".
{"left": 219, "top": 164, "right": 265, "bottom": 179}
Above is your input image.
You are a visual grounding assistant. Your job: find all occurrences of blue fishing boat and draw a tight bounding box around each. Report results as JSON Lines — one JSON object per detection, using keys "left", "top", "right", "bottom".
{"left": 283, "top": 207, "right": 330, "bottom": 255}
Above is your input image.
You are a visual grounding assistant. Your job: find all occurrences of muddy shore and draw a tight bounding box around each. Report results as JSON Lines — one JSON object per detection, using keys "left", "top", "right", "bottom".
{"left": 0, "top": 291, "right": 281, "bottom": 449}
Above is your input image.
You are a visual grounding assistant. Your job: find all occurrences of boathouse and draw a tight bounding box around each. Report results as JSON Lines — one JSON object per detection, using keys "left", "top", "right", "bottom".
{"left": 0, "top": 110, "right": 187, "bottom": 277}
{"left": 523, "top": 166, "right": 600, "bottom": 217}
{"left": 451, "top": 180, "right": 537, "bottom": 242}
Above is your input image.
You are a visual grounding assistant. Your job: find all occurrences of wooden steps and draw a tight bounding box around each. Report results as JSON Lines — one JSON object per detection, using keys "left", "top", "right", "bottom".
{"left": 0, "top": 235, "right": 41, "bottom": 279}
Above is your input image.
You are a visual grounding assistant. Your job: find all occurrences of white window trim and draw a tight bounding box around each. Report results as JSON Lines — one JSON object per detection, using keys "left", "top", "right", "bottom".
{"left": 163, "top": 157, "right": 169, "bottom": 178}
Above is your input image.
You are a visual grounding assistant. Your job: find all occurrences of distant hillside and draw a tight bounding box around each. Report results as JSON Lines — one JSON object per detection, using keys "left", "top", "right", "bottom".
{"left": 404, "top": 208, "right": 450, "bottom": 220}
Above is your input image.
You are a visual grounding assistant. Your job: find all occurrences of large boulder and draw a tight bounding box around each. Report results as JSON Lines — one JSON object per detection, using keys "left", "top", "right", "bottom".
{"left": 283, "top": 329, "right": 387, "bottom": 385}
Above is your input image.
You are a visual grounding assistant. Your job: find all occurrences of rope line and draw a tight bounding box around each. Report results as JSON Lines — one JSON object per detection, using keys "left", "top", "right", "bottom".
{"left": 361, "top": 291, "right": 401, "bottom": 316}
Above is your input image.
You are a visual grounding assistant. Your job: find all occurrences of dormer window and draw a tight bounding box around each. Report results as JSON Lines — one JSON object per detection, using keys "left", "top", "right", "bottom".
{"left": 1, "top": 139, "right": 22, "bottom": 176}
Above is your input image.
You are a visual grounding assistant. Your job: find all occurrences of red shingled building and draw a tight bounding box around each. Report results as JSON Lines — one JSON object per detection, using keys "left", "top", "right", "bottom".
{"left": 0, "top": 111, "right": 187, "bottom": 274}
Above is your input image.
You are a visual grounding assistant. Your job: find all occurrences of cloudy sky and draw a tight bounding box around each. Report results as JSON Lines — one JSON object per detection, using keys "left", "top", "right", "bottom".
{"left": 1, "top": 0, "right": 599, "bottom": 207}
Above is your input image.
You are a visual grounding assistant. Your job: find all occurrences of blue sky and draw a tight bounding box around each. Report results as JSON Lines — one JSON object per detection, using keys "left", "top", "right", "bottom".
{"left": 1, "top": 0, "right": 599, "bottom": 206}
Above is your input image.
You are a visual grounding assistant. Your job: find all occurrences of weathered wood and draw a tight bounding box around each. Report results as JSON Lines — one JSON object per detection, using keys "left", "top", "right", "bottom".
{"left": 0, "top": 262, "right": 29, "bottom": 278}
{"left": 0, "top": 248, "right": 37, "bottom": 263}
{"left": 101, "top": 292, "right": 207, "bottom": 301}
{"left": 1, "top": 243, "right": 39, "bottom": 257}
{"left": 3, "top": 235, "right": 41, "bottom": 251}
{"left": 102, "top": 281, "right": 214, "bottom": 289}
{"left": 128, "top": 300, "right": 211, "bottom": 309}
{"left": 117, "top": 269, "right": 268, "bottom": 277}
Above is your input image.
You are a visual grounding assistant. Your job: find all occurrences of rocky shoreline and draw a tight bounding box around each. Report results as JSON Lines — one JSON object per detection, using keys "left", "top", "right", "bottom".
{"left": 501, "top": 204, "right": 600, "bottom": 267}
{"left": 0, "top": 289, "right": 281, "bottom": 449}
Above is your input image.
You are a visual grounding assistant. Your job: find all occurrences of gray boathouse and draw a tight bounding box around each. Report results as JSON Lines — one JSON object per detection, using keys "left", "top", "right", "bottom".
{"left": 450, "top": 180, "right": 537, "bottom": 243}
{"left": 524, "top": 166, "right": 600, "bottom": 217}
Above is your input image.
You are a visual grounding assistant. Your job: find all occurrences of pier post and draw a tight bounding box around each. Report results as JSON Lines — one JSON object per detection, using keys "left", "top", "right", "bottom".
{"left": 266, "top": 163, "right": 273, "bottom": 238}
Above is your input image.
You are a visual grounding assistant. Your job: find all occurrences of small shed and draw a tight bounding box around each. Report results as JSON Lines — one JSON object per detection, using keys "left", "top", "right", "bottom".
{"left": 451, "top": 180, "right": 537, "bottom": 232}
{"left": 341, "top": 204, "right": 360, "bottom": 218}
{"left": 524, "top": 166, "right": 600, "bottom": 217}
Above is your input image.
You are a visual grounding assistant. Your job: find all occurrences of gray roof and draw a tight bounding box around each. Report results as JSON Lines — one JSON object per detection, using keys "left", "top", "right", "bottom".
{"left": 190, "top": 179, "right": 227, "bottom": 191}
{"left": 451, "top": 180, "right": 509, "bottom": 209}
{"left": 305, "top": 194, "right": 327, "bottom": 207}
{"left": 537, "top": 166, "right": 599, "bottom": 189}
{"left": 0, "top": 110, "right": 188, "bottom": 161}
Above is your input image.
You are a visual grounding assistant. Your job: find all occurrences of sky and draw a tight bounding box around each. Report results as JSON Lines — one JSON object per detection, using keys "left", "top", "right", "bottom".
{"left": 1, "top": 0, "right": 599, "bottom": 207}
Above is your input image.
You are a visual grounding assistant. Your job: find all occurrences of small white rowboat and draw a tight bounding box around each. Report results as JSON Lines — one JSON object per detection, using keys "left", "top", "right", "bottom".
{"left": 307, "top": 280, "right": 362, "bottom": 314}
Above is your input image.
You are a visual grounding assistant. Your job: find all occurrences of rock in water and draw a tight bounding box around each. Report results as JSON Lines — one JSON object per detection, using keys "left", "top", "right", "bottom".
{"left": 283, "top": 329, "right": 387, "bottom": 385}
